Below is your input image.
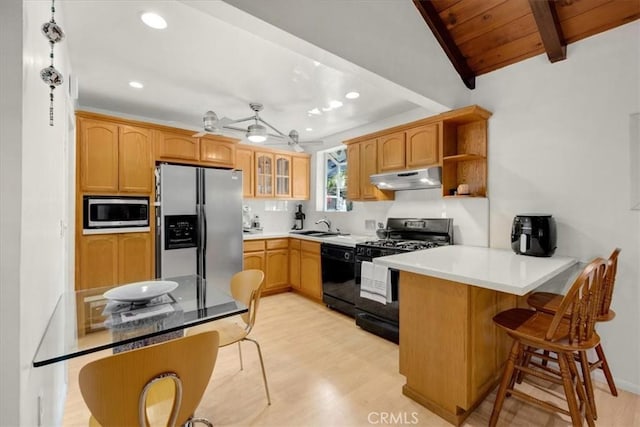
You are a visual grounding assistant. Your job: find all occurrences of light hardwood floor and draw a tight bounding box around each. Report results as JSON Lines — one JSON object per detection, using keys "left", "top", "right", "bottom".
{"left": 63, "top": 292, "right": 639, "bottom": 426}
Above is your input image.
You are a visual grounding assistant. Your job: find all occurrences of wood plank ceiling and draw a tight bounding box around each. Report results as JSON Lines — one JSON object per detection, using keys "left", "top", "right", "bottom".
{"left": 414, "top": 0, "right": 640, "bottom": 89}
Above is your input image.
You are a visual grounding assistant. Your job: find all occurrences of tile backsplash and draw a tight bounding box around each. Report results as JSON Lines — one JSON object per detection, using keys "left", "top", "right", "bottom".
{"left": 243, "top": 199, "right": 300, "bottom": 232}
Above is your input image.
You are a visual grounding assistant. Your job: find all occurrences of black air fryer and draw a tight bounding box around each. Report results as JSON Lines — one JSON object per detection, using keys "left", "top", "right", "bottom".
{"left": 511, "top": 214, "right": 557, "bottom": 257}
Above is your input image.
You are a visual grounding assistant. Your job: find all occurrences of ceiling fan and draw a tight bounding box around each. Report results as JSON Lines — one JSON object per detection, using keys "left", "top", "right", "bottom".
{"left": 193, "top": 103, "right": 323, "bottom": 152}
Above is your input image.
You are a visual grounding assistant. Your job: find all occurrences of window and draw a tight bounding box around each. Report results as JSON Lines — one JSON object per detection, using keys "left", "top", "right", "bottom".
{"left": 323, "top": 147, "right": 352, "bottom": 212}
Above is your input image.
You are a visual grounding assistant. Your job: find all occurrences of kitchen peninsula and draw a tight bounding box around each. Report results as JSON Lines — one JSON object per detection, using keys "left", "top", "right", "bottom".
{"left": 374, "top": 246, "right": 576, "bottom": 426}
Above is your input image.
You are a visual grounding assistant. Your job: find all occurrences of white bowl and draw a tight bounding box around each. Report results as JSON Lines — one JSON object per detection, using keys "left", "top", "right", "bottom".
{"left": 103, "top": 280, "right": 178, "bottom": 303}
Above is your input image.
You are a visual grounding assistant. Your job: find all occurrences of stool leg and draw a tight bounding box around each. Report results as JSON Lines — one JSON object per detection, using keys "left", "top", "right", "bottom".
{"left": 595, "top": 344, "right": 618, "bottom": 396}
{"left": 559, "top": 353, "right": 583, "bottom": 427}
{"left": 579, "top": 351, "right": 597, "bottom": 420}
{"left": 490, "top": 340, "right": 521, "bottom": 427}
{"left": 568, "top": 353, "right": 595, "bottom": 427}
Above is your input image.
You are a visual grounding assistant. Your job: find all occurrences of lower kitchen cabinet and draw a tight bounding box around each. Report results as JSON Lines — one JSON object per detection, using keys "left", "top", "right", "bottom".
{"left": 77, "top": 232, "right": 152, "bottom": 290}
{"left": 299, "top": 240, "right": 322, "bottom": 300}
{"left": 243, "top": 240, "right": 266, "bottom": 271}
{"left": 243, "top": 237, "right": 321, "bottom": 300}
{"left": 243, "top": 251, "right": 265, "bottom": 271}
{"left": 289, "top": 239, "right": 301, "bottom": 290}
{"left": 243, "top": 239, "right": 290, "bottom": 295}
{"left": 265, "top": 239, "right": 289, "bottom": 292}
{"left": 118, "top": 233, "right": 153, "bottom": 284}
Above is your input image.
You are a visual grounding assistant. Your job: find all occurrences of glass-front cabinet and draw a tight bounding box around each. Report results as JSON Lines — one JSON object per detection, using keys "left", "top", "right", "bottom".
{"left": 275, "top": 154, "right": 291, "bottom": 198}
{"left": 255, "top": 152, "right": 274, "bottom": 197}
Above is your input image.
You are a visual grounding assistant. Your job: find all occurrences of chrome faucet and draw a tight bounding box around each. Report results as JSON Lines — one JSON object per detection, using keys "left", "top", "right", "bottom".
{"left": 315, "top": 218, "right": 332, "bottom": 231}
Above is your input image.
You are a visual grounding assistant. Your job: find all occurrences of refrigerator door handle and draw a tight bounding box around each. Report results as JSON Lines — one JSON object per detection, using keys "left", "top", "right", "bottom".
{"left": 202, "top": 207, "right": 208, "bottom": 254}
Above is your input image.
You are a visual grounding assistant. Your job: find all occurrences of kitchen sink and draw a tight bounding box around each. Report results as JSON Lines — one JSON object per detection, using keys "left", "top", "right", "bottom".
{"left": 290, "top": 230, "right": 340, "bottom": 237}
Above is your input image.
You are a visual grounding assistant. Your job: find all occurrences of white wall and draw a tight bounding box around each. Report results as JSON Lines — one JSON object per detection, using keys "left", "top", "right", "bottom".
{"left": 15, "top": 1, "right": 75, "bottom": 426}
{"left": 0, "top": 0, "right": 24, "bottom": 425}
{"left": 471, "top": 21, "right": 640, "bottom": 392}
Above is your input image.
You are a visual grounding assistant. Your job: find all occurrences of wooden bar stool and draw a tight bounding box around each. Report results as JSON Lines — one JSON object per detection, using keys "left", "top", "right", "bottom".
{"left": 489, "top": 257, "right": 608, "bottom": 427}
{"left": 526, "top": 248, "right": 621, "bottom": 418}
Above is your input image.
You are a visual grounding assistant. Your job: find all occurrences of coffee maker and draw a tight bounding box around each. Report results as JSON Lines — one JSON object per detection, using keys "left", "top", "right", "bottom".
{"left": 511, "top": 214, "right": 557, "bottom": 257}
{"left": 293, "top": 204, "right": 305, "bottom": 230}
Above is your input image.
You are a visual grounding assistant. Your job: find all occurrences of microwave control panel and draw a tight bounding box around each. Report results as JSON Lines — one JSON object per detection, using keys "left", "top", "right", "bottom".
{"left": 165, "top": 215, "right": 198, "bottom": 249}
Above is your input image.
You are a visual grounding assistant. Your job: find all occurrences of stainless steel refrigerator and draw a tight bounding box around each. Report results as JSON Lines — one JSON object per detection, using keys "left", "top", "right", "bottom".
{"left": 155, "top": 164, "right": 243, "bottom": 290}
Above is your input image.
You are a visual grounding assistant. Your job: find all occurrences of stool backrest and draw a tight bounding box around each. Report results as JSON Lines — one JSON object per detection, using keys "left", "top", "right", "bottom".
{"left": 599, "top": 248, "right": 621, "bottom": 318}
{"left": 546, "top": 258, "right": 608, "bottom": 345}
{"left": 79, "top": 330, "right": 219, "bottom": 427}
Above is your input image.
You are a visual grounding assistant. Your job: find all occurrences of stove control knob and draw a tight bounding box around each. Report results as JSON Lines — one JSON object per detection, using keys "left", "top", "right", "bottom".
{"left": 344, "top": 252, "right": 351, "bottom": 261}
{"left": 366, "top": 248, "right": 372, "bottom": 257}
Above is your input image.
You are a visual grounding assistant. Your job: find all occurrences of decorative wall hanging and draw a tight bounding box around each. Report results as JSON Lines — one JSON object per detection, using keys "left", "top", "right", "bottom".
{"left": 40, "top": 0, "right": 64, "bottom": 126}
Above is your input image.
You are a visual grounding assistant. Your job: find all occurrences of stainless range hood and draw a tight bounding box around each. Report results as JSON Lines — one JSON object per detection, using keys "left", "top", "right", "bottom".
{"left": 370, "top": 166, "right": 442, "bottom": 190}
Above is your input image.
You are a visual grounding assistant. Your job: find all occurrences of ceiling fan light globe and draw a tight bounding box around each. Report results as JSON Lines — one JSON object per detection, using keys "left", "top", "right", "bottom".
{"left": 247, "top": 123, "right": 267, "bottom": 143}
{"left": 203, "top": 110, "right": 218, "bottom": 130}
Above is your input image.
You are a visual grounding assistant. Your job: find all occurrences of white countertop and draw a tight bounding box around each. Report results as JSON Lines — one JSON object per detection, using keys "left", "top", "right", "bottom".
{"left": 374, "top": 245, "right": 577, "bottom": 295}
{"left": 243, "top": 231, "right": 372, "bottom": 247}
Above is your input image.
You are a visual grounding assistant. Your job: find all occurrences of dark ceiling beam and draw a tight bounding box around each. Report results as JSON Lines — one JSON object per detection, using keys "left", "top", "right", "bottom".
{"left": 413, "top": 0, "right": 476, "bottom": 90}
{"left": 529, "top": 0, "right": 567, "bottom": 63}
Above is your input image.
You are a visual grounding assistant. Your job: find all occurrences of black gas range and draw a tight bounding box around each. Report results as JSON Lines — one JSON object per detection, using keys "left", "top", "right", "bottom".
{"left": 354, "top": 218, "right": 453, "bottom": 343}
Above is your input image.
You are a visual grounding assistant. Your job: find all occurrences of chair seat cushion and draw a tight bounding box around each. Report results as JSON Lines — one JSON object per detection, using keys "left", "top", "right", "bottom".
{"left": 188, "top": 316, "right": 248, "bottom": 347}
{"left": 493, "top": 308, "right": 600, "bottom": 352}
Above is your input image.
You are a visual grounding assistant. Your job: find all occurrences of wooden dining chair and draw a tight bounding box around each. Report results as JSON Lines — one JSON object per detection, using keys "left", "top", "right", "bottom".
{"left": 525, "top": 248, "right": 621, "bottom": 419}
{"left": 188, "top": 269, "right": 271, "bottom": 405}
{"left": 489, "top": 257, "right": 608, "bottom": 427}
{"left": 79, "top": 330, "right": 220, "bottom": 427}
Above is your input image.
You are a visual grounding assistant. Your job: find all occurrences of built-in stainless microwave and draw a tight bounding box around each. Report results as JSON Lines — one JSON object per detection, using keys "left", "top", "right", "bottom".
{"left": 83, "top": 196, "right": 149, "bottom": 231}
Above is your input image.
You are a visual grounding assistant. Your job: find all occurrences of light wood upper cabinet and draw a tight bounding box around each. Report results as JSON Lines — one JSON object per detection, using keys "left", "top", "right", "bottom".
{"left": 155, "top": 129, "right": 199, "bottom": 161}
{"left": 291, "top": 155, "right": 310, "bottom": 200}
{"left": 235, "top": 147, "right": 254, "bottom": 198}
{"left": 275, "top": 154, "right": 292, "bottom": 198}
{"left": 360, "top": 139, "right": 380, "bottom": 200}
{"left": 378, "top": 131, "right": 406, "bottom": 172}
{"left": 346, "top": 143, "right": 361, "bottom": 200}
{"left": 79, "top": 118, "right": 151, "bottom": 194}
{"left": 343, "top": 105, "right": 491, "bottom": 199}
{"left": 406, "top": 123, "right": 439, "bottom": 168}
{"left": 79, "top": 119, "right": 119, "bottom": 192}
{"left": 255, "top": 152, "right": 274, "bottom": 197}
{"left": 78, "top": 234, "right": 119, "bottom": 290}
{"left": 118, "top": 232, "right": 152, "bottom": 284}
{"left": 200, "top": 136, "right": 235, "bottom": 168}
{"left": 119, "top": 125, "right": 152, "bottom": 193}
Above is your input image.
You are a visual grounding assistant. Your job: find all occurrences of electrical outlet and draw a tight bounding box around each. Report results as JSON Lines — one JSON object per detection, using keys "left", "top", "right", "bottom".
{"left": 364, "top": 219, "right": 376, "bottom": 230}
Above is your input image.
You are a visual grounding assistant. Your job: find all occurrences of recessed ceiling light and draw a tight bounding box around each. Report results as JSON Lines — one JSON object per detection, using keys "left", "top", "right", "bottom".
{"left": 307, "top": 108, "right": 322, "bottom": 115}
{"left": 345, "top": 91, "right": 360, "bottom": 99}
{"left": 329, "top": 100, "right": 343, "bottom": 109}
{"left": 129, "top": 81, "right": 144, "bottom": 89}
{"left": 305, "top": 127, "right": 313, "bottom": 131}
{"left": 141, "top": 12, "right": 167, "bottom": 30}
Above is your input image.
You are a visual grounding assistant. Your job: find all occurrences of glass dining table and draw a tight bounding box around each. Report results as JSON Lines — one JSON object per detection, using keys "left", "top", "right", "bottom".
{"left": 33, "top": 275, "right": 247, "bottom": 367}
